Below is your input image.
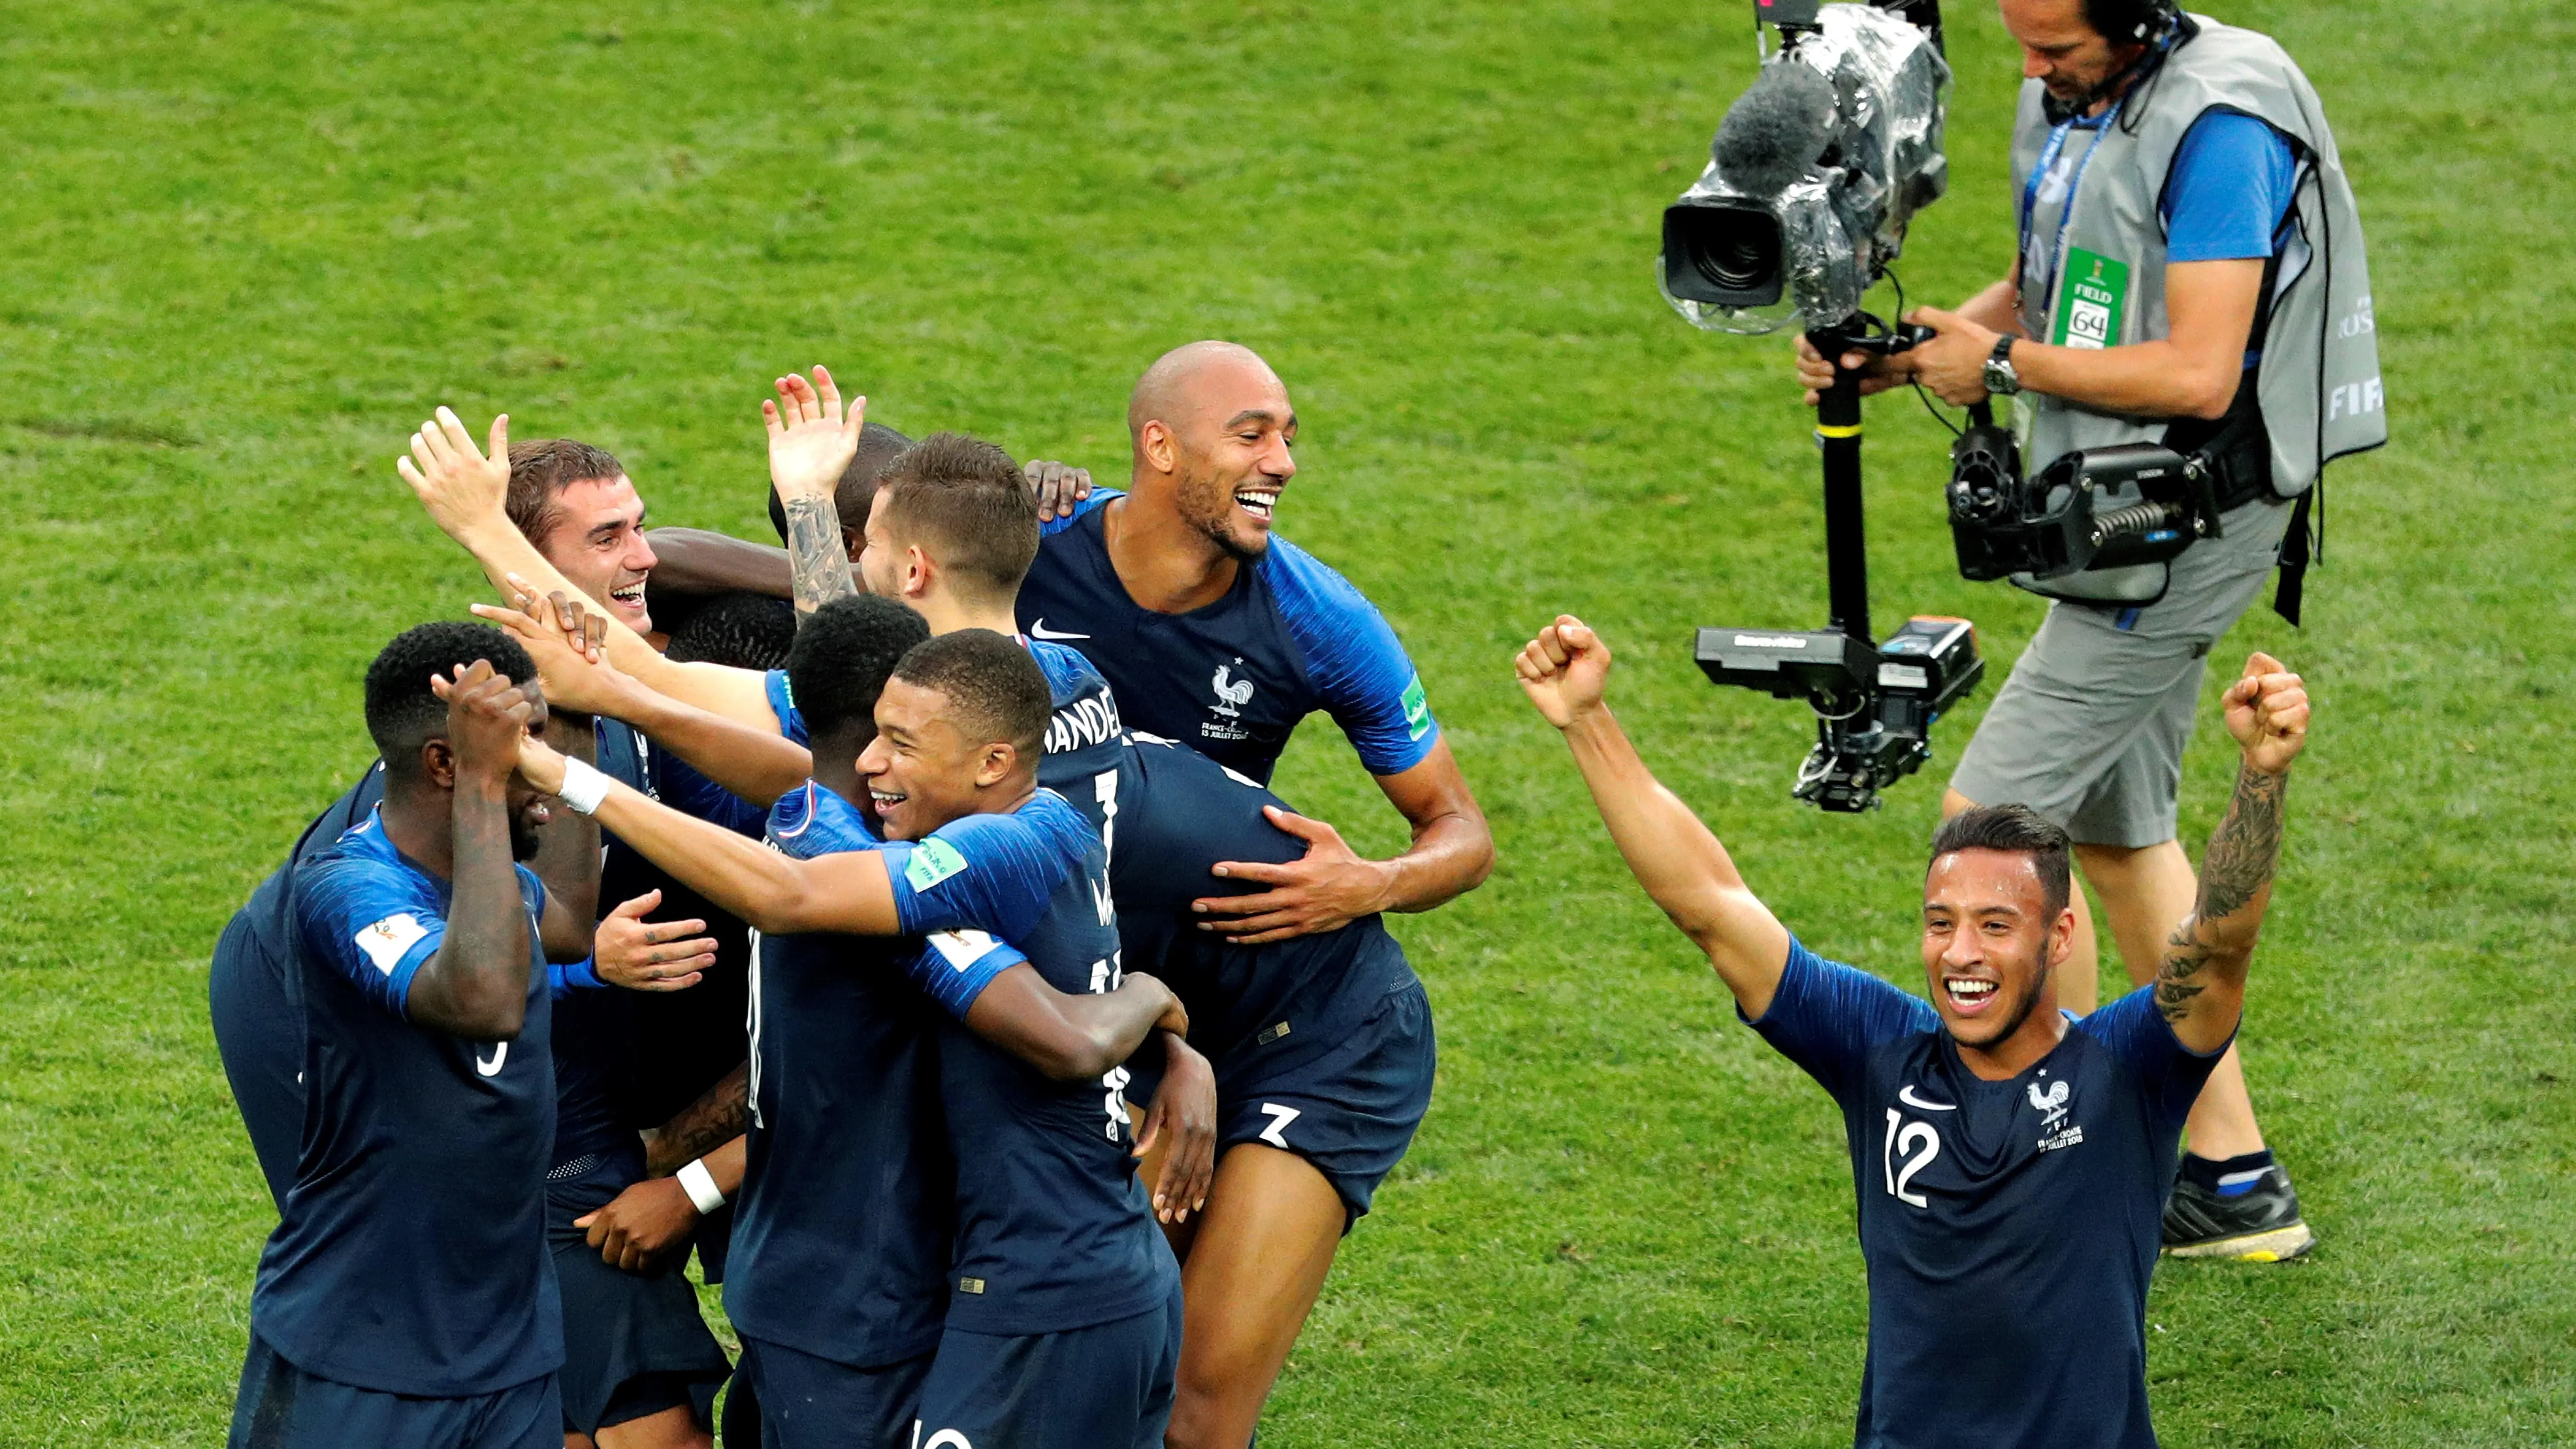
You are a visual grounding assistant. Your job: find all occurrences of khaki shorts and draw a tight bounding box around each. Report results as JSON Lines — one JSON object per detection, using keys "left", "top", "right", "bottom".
{"left": 1949, "top": 498, "right": 2294, "bottom": 848}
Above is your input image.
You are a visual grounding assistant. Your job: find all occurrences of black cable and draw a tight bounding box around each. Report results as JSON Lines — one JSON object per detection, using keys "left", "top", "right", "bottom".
{"left": 1883, "top": 266, "right": 1966, "bottom": 438}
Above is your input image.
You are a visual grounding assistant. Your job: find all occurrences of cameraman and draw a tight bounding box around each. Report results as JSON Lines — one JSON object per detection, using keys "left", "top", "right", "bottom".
{"left": 1796, "top": 0, "right": 2382, "bottom": 1262}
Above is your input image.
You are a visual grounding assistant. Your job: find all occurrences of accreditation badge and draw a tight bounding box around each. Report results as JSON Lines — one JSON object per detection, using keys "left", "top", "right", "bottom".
{"left": 2052, "top": 247, "right": 2130, "bottom": 350}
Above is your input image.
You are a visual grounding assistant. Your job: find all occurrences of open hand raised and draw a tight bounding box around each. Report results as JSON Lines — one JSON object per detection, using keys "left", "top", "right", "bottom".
{"left": 2223, "top": 652, "right": 2310, "bottom": 776}
{"left": 765, "top": 366, "right": 866, "bottom": 506}
{"left": 469, "top": 579, "right": 627, "bottom": 716}
{"left": 397, "top": 407, "right": 512, "bottom": 540}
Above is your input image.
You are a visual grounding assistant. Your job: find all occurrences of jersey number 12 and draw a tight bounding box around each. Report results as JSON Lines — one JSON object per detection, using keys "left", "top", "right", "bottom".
{"left": 1883, "top": 1110, "right": 1940, "bottom": 1209}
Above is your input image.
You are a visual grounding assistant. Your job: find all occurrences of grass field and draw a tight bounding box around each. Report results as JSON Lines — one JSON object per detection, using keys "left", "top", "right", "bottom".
{"left": 4, "top": 0, "right": 2572, "bottom": 1443}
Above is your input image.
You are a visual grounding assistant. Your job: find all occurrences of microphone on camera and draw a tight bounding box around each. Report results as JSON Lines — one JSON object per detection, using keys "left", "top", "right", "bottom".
{"left": 1713, "top": 61, "right": 1838, "bottom": 197}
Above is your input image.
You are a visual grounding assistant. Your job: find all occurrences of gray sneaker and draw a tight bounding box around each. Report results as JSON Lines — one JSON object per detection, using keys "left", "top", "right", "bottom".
{"left": 2162, "top": 1163, "right": 2317, "bottom": 1261}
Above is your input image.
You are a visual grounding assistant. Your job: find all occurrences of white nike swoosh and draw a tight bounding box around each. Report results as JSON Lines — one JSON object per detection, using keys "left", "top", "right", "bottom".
{"left": 1029, "top": 619, "right": 1090, "bottom": 641}
{"left": 1897, "top": 1086, "right": 1957, "bottom": 1111}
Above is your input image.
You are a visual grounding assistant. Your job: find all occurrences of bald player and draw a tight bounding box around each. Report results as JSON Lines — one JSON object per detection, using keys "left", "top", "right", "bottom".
{"left": 1015, "top": 340, "right": 1490, "bottom": 949}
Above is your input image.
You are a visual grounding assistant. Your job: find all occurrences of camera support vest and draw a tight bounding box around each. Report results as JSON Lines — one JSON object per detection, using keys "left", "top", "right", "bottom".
{"left": 2007, "top": 15, "right": 2384, "bottom": 604}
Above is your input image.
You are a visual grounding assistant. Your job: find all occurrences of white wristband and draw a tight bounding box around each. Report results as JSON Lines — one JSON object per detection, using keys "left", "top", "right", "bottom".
{"left": 676, "top": 1157, "right": 727, "bottom": 1214}
{"left": 555, "top": 756, "right": 612, "bottom": 816}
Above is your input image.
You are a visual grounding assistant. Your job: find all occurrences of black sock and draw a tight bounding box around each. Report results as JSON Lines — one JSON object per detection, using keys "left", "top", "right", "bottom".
{"left": 2182, "top": 1148, "right": 2276, "bottom": 1195}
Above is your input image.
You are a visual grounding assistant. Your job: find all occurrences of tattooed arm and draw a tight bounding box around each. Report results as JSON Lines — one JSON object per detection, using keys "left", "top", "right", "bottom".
{"left": 2156, "top": 652, "right": 2311, "bottom": 1054}
{"left": 644, "top": 1061, "right": 749, "bottom": 1177}
{"left": 764, "top": 366, "right": 867, "bottom": 616}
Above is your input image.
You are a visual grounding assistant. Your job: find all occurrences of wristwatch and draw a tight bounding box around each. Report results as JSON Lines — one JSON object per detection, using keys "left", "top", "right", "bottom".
{"left": 1981, "top": 335, "right": 2022, "bottom": 397}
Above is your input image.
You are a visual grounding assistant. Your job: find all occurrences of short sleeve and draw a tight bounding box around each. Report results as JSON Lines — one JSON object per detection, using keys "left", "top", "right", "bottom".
{"left": 765, "top": 668, "right": 809, "bottom": 747}
{"left": 2162, "top": 111, "right": 2299, "bottom": 262}
{"left": 898, "top": 930, "right": 1030, "bottom": 1020}
{"left": 880, "top": 812, "right": 1066, "bottom": 942}
{"left": 2075, "top": 986, "right": 2228, "bottom": 1132}
{"left": 1742, "top": 938, "right": 1940, "bottom": 1105}
{"left": 295, "top": 856, "right": 448, "bottom": 1019}
{"left": 1038, "top": 487, "right": 1121, "bottom": 538}
{"left": 1263, "top": 541, "right": 1438, "bottom": 776}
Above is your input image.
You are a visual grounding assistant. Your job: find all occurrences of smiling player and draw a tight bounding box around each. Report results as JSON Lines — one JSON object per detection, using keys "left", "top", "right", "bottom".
{"left": 1516, "top": 615, "right": 2310, "bottom": 1449}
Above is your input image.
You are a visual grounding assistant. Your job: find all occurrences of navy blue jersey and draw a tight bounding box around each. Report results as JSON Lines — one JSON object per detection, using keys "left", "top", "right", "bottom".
{"left": 1747, "top": 941, "right": 2226, "bottom": 1449}
{"left": 1093, "top": 734, "right": 1419, "bottom": 1057}
{"left": 252, "top": 809, "right": 562, "bottom": 1398}
{"left": 763, "top": 635, "right": 1125, "bottom": 789}
{"left": 212, "top": 765, "right": 388, "bottom": 1208}
{"left": 728, "top": 781, "right": 1027, "bottom": 1368}
{"left": 1018, "top": 491, "right": 1438, "bottom": 784}
{"left": 886, "top": 789, "right": 1181, "bottom": 1336}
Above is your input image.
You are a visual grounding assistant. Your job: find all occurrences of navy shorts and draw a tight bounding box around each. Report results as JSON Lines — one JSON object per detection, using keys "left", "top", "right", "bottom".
{"left": 546, "top": 1155, "right": 732, "bottom": 1435}
{"left": 735, "top": 1336, "right": 932, "bottom": 1449}
{"left": 1212, "top": 979, "right": 1434, "bottom": 1223}
{"left": 228, "top": 1334, "right": 559, "bottom": 1449}
{"left": 913, "top": 1288, "right": 1182, "bottom": 1449}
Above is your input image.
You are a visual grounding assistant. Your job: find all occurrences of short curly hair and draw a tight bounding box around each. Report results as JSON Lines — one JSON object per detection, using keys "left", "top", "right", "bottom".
{"left": 363, "top": 620, "right": 536, "bottom": 778}
{"left": 889, "top": 628, "right": 1050, "bottom": 763}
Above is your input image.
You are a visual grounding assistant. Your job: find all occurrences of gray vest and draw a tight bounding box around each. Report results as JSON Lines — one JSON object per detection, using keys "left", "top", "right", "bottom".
{"left": 2007, "top": 16, "right": 2384, "bottom": 603}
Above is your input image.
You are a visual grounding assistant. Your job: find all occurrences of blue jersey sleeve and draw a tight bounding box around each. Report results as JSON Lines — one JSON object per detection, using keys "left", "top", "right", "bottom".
{"left": 1038, "top": 486, "right": 1122, "bottom": 537}
{"left": 880, "top": 811, "right": 1067, "bottom": 942}
{"left": 1742, "top": 938, "right": 1940, "bottom": 1105}
{"left": 658, "top": 752, "right": 770, "bottom": 837}
{"left": 2074, "top": 985, "right": 2229, "bottom": 1132}
{"left": 897, "top": 929, "right": 1031, "bottom": 1020}
{"left": 2162, "top": 111, "right": 2299, "bottom": 262}
{"left": 549, "top": 955, "right": 606, "bottom": 998}
{"left": 765, "top": 668, "right": 810, "bottom": 747}
{"left": 294, "top": 853, "right": 451, "bottom": 1018}
{"left": 1262, "top": 539, "right": 1439, "bottom": 776}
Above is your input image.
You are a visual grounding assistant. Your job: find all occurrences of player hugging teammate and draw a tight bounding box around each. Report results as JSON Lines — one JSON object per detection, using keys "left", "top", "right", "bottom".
{"left": 209, "top": 341, "right": 1488, "bottom": 1449}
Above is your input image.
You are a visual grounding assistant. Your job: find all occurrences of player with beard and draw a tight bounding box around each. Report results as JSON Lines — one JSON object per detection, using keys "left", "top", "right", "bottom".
{"left": 1014, "top": 342, "right": 1490, "bottom": 944}
{"left": 509, "top": 627, "right": 1198, "bottom": 1449}
{"left": 225, "top": 625, "right": 598, "bottom": 1449}
{"left": 1515, "top": 615, "right": 2310, "bottom": 1449}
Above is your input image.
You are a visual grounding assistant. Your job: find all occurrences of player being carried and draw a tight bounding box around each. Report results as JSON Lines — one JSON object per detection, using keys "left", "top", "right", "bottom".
{"left": 1514, "top": 614, "right": 2310, "bottom": 1449}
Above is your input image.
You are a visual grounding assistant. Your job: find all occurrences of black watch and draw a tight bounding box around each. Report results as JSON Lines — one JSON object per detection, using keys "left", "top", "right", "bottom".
{"left": 1981, "top": 335, "right": 2022, "bottom": 397}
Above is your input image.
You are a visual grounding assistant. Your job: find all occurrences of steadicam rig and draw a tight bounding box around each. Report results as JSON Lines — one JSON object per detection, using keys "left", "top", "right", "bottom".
{"left": 1659, "top": 1, "right": 1983, "bottom": 812}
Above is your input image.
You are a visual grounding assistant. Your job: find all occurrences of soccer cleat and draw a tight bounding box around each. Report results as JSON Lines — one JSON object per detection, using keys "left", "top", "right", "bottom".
{"left": 2161, "top": 1164, "right": 2317, "bottom": 1261}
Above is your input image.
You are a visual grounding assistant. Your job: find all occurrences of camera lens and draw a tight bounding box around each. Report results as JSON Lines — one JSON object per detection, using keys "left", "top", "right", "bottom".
{"left": 1662, "top": 202, "right": 1785, "bottom": 308}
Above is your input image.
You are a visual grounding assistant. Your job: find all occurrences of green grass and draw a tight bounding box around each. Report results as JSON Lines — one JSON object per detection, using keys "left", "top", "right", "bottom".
{"left": 3, "top": 0, "right": 2571, "bottom": 1442}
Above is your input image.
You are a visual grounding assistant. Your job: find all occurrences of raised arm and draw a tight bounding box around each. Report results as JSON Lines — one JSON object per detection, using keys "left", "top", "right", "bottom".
{"left": 643, "top": 528, "right": 792, "bottom": 601}
{"left": 396, "top": 407, "right": 782, "bottom": 731}
{"left": 2154, "top": 652, "right": 2309, "bottom": 1055}
{"left": 405, "top": 663, "right": 547, "bottom": 1039}
{"left": 515, "top": 735, "right": 900, "bottom": 938}
{"left": 1515, "top": 617, "right": 1794, "bottom": 1018}
{"left": 763, "top": 368, "right": 866, "bottom": 617}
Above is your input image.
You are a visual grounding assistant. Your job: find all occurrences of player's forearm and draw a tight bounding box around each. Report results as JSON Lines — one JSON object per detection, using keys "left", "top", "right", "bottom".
{"left": 647, "top": 1063, "right": 748, "bottom": 1176}
{"left": 587, "top": 779, "right": 896, "bottom": 937}
{"left": 643, "top": 528, "right": 792, "bottom": 601}
{"left": 410, "top": 779, "right": 535, "bottom": 1039}
{"left": 780, "top": 494, "right": 859, "bottom": 616}
{"left": 1559, "top": 707, "right": 1789, "bottom": 1002}
{"left": 600, "top": 674, "right": 813, "bottom": 808}
{"left": 964, "top": 966, "right": 1175, "bottom": 1081}
{"left": 1378, "top": 806, "right": 1494, "bottom": 915}
{"left": 2152, "top": 762, "right": 2286, "bottom": 1040}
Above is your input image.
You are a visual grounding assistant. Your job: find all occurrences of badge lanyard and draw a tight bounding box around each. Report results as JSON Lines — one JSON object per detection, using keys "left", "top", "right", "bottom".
{"left": 2019, "top": 99, "right": 2125, "bottom": 329}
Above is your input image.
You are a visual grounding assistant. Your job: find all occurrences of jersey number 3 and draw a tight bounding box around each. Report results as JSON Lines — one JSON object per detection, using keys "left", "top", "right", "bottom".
{"left": 1882, "top": 1110, "right": 1940, "bottom": 1209}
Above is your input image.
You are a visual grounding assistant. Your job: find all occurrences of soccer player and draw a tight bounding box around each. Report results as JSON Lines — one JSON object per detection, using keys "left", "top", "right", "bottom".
{"left": 1515, "top": 615, "right": 2310, "bottom": 1448}
{"left": 1014, "top": 339, "right": 1490, "bottom": 946}
{"left": 400, "top": 423, "right": 788, "bottom": 1449}
{"left": 226, "top": 625, "right": 596, "bottom": 1449}
{"left": 511, "top": 625, "right": 1195, "bottom": 1449}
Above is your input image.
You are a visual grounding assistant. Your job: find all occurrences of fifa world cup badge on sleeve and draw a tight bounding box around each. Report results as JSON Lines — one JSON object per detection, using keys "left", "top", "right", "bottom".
{"left": 905, "top": 837, "right": 969, "bottom": 892}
